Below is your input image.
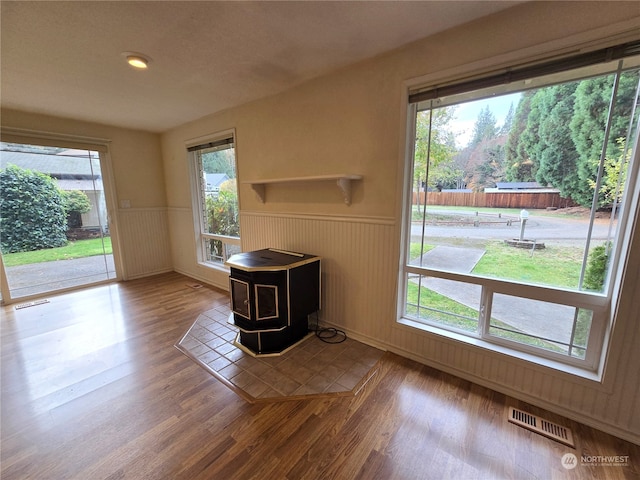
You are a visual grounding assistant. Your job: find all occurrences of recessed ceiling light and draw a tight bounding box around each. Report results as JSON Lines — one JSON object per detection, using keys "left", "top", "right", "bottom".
{"left": 127, "top": 56, "right": 148, "bottom": 69}
{"left": 122, "top": 52, "right": 151, "bottom": 70}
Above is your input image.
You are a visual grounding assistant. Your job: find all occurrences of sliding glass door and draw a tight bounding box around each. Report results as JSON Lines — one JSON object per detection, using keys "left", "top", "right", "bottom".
{"left": 0, "top": 141, "right": 118, "bottom": 301}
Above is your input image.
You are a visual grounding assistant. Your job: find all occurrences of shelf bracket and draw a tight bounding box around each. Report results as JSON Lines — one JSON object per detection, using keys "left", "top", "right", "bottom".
{"left": 336, "top": 177, "right": 353, "bottom": 205}
{"left": 250, "top": 183, "right": 266, "bottom": 203}
{"left": 244, "top": 174, "right": 362, "bottom": 205}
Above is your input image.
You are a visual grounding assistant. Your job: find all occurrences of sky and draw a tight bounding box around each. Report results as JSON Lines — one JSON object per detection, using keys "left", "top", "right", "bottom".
{"left": 451, "top": 92, "right": 521, "bottom": 147}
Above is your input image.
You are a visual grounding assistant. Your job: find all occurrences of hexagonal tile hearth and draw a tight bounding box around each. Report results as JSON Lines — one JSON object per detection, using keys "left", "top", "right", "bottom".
{"left": 175, "top": 304, "right": 384, "bottom": 402}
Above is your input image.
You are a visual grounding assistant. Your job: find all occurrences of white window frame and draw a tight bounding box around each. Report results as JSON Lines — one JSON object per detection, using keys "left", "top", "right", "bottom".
{"left": 187, "top": 129, "right": 241, "bottom": 270}
{"left": 398, "top": 49, "right": 640, "bottom": 374}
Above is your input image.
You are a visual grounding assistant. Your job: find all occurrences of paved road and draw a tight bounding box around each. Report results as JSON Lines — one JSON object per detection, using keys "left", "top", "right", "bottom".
{"left": 412, "top": 209, "right": 615, "bottom": 246}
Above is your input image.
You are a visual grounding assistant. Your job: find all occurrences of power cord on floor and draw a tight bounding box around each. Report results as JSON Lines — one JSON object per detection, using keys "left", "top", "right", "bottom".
{"left": 310, "top": 311, "right": 347, "bottom": 344}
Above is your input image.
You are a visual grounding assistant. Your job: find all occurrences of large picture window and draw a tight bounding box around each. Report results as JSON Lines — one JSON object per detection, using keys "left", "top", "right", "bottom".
{"left": 400, "top": 43, "right": 640, "bottom": 370}
{"left": 188, "top": 132, "right": 240, "bottom": 267}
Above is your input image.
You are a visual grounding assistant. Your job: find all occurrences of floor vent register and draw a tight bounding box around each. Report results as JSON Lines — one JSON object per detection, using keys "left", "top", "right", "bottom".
{"left": 14, "top": 299, "right": 50, "bottom": 310}
{"left": 508, "top": 406, "right": 575, "bottom": 448}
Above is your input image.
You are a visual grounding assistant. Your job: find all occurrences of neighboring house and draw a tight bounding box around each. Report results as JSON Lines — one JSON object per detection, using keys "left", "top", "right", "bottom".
{"left": 0, "top": 148, "right": 107, "bottom": 231}
{"left": 204, "top": 173, "right": 230, "bottom": 198}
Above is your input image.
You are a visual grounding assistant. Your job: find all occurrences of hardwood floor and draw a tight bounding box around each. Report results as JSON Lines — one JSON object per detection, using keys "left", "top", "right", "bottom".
{"left": 1, "top": 272, "right": 638, "bottom": 479}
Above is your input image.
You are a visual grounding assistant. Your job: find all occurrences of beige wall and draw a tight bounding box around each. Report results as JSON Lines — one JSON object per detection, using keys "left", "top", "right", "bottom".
{"left": 0, "top": 109, "right": 172, "bottom": 279}
{"left": 161, "top": 2, "right": 640, "bottom": 443}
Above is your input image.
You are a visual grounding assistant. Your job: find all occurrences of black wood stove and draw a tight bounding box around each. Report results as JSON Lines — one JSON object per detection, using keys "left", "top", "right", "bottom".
{"left": 225, "top": 248, "right": 321, "bottom": 355}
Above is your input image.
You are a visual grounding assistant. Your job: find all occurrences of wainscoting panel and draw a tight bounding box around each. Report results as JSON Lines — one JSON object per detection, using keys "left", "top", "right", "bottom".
{"left": 166, "top": 207, "right": 196, "bottom": 275}
{"left": 117, "top": 208, "right": 172, "bottom": 279}
{"left": 239, "top": 211, "right": 640, "bottom": 444}
{"left": 241, "top": 212, "right": 398, "bottom": 341}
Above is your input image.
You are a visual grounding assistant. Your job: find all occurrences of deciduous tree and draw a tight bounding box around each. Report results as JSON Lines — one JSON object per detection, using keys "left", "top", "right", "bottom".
{"left": 414, "top": 107, "right": 458, "bottom": 192}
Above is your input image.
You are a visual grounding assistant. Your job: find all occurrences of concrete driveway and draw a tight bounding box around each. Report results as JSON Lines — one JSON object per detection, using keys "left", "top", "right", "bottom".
{"left": 5, "top": 254, "right": 116, "bottom": 299}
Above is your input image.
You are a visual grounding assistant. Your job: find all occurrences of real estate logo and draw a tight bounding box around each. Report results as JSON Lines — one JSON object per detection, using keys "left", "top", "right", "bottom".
{"left": 581, "top": 455, "right": 630, "bottom": 467}
{"left": 561, "top": 453, "right": 577, "bottom": 470}
{"left": 561, "top": 452, "right": 630, "bottom": 469}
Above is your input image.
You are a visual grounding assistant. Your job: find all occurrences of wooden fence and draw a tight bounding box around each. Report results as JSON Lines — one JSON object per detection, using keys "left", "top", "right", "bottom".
{"left": 412, "top": 191, "right": 577, "bottom": 209}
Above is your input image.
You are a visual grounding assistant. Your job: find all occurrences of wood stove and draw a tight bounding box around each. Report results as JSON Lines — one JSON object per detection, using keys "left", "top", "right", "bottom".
{"left": 226, "top": 248, "right": 321, "bottom": 355}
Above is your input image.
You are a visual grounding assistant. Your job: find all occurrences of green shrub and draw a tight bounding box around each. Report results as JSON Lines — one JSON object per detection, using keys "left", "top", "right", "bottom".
{"left": 583, "top": 242, "right": 610, "bottom": 292}
{"left": 0, "top": 165, "right": 68, "bottom": 253}
{"left": 206, "top": 181, "right": 239, "bottom": 237}
{"left": 62, "top": 190, "right": 92, "bottom": 228}
{"left": 205, "top": 180, "right": 239, "bottom": 261}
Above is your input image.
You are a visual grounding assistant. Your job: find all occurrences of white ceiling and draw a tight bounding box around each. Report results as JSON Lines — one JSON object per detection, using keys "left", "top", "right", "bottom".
{"left": 1, "top": 1, "right": 519, "bottom": 133}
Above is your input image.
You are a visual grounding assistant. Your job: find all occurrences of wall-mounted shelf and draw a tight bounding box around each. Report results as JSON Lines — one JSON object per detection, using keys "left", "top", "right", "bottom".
{"left": 243, "top": 174, "right": 363, "bottom": 205}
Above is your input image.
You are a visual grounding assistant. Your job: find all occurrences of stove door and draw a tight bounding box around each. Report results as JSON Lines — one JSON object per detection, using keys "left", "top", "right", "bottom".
{"left": 230, "top": 278, "right": 251, "bottom": 319}
{"left": 255, "top": 284, "right": 279, "bottom": 320}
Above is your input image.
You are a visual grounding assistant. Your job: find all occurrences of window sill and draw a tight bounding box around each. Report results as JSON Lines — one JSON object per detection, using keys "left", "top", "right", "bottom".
{"left": 397, "top": 316, "right": 603, "bottom": 384}
{"left": 197, "top": 261, "right": 229, "bottom": 272}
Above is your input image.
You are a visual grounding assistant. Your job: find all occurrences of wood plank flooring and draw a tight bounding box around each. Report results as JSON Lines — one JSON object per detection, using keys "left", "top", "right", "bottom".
{"left": 1, "top": 272, "right": 638, "bottom": 479}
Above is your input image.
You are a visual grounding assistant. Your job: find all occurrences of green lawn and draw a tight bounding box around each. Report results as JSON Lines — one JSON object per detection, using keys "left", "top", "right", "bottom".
{"left": 473, "top": 240, "right": 583, "bottom": 288}
{"left": 410, "top": 240, "right": 583, "bottom": 288}
{"left": 2, "top": 237, "right": 113, "bottom": 267}
{"left": 405, "top": 280, "right": 479, "bottom": 332}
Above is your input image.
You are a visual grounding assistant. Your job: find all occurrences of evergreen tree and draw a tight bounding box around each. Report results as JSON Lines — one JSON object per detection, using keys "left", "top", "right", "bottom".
{"left": 515, "top": 90, "right": 545, "bottom": 181}
{"left": 570, "top": 69, "right": 640, "bottom": 206}
{"left": 469, "top": 105, "right": 497, "bottom": 146}
{"left": 202, "top": 148, "right": 236, "bottom": 177}
{"left": 499, "top": 102, "right": 515, "bottom": 135}
{"left": 505, "top": 91, "right": 537, "bottom": 182}
{"left": 535, "top": 82, "right": 584, "bottom": 200}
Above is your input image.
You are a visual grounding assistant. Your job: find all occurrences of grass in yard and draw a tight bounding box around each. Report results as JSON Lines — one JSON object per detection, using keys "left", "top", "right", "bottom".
{"left": 2, "top": 237, "right": 113, "bottom": 267}
{"left": 472, "top": 240, "right": 583, "bottom": 288}
{"left": 405, "top": 281, "right": 479, "bottom": 332}
{"left": 572, "top": 308, "right": 592, "bottom": 355}
{"left": 409, "top": 240, "right": 584, "bottom": 289}
{"left": 488, "top": 325, "right": 570, "bottom": 355}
